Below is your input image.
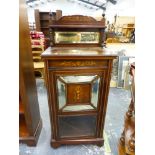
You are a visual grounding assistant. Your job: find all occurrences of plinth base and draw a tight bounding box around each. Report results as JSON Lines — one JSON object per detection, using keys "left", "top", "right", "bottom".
{"left": 51, "top": 138, "right": 104, "bottom": 148}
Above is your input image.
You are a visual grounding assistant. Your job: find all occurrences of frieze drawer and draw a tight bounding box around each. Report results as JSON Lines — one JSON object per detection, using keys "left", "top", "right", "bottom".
{"left": 48, "top": 60, "right": 108, "bottom": 68}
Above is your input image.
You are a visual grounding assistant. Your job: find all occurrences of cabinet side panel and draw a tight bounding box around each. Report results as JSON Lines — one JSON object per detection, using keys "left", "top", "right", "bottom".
{"left": 98, "top": 59, "right": 114, "bottom": 137}
{"left": 19, "top": 0, "right": 41, "bottom": 135}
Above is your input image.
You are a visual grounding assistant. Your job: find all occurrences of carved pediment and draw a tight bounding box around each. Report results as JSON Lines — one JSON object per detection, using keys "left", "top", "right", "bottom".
{"left": 58, "top": 15, "right": 98, "bottom": 23}
{"left": 50, "top": 15, "right": 105, "bottom": 26}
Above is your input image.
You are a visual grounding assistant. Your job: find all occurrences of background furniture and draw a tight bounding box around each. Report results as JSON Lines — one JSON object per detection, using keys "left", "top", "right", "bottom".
{"left": 35, "top": 10, "right": 50, "bottom": 48}
{"left": 118, "top": 63, "right": 135, "bottom": 155}
{"left": 30, "top": 31, "right": 45, "bottom": 79}
{"left": 32, "top": 47, "right": 45, "bottom": 79}
{"left": 19, "top": 0, "right": 42, "bottom": 146}
{"left": 41, "top": 15, "right": 117, "bottom": 148}
{"left": 34, "top": 9, "right": 62, "bottom": 48}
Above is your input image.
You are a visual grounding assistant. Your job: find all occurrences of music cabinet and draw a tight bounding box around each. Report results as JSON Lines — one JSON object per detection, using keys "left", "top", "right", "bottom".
{"left": 41, "top": 14, "right": 117, "bottom": 148}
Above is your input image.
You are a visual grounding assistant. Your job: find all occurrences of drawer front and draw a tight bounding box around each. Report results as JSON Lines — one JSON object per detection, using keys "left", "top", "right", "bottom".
{"left": 48, "top": 60, "right": 108, "bottom": 68}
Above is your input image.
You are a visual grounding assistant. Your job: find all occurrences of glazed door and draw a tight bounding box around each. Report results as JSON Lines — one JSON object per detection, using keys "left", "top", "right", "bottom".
{"left": 56, "top": 74, "right": 101, "bottom": 113}
{"left": 49, "top": 69, "right": 107, "bottom": 139}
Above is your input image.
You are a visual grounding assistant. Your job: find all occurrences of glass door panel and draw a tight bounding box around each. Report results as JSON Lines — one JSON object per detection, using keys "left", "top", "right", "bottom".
{"left": 56, "top": 75, "right": 101, "bottom": 112}
{"left": 58, "top": 115, "right": 97, "bottom": 138}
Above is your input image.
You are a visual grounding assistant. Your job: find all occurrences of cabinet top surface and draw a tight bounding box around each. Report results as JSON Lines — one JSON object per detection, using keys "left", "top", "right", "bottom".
{"left": 41, "top": 47, "right": 117, "bottom": 59}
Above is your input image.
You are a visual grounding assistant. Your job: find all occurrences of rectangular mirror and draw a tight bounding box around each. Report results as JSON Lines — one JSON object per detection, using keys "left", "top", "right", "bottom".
{"left": 91, "top": 78, "right": 100, "bottom": 108}
{"left": 54, "top": 32, "right": 100, "bottom": 44}
{"left": 57, "top": 79, "right": 66, "bottom": 109}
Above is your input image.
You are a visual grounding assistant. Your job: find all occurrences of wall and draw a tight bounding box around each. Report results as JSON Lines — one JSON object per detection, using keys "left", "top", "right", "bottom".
{"left": 115, "top": 16, "right": 135, "bottom": 25}
{"left": 27, "top": 0, "right": 94, "bottom": 23}
{"left": 27, "top": 0, "right": 135, "bottom": 23}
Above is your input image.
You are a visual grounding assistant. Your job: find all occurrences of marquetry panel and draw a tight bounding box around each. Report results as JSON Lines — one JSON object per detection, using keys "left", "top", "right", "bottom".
{"left": 67, "top": 84, "right": 91, "bottom": 105}
{"left": 48, "top": 60, "right": 108, "bottom": 68}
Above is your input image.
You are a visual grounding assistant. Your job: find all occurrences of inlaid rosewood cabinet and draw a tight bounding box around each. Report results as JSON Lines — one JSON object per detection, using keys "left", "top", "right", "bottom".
{"left": 41, "top": 15, "right": 117, "bottom": 148}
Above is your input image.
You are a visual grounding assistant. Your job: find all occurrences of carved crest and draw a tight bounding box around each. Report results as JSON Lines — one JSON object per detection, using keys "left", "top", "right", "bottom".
{"left": 50, "top": 15, "right": 105, "bottom": 26}
{"left": 58, "top": 15, "right": 98, "bottom": 23}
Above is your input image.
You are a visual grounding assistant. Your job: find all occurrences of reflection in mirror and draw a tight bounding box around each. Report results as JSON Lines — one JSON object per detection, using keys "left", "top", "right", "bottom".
{"left": 91, "top": 77, "right": 100, "bottom": 108}
{"left": 57, "top": 79, "right": 66, "bottom": 109}
{"left": 55, "top": 32, "right": 100, "bottom": 44}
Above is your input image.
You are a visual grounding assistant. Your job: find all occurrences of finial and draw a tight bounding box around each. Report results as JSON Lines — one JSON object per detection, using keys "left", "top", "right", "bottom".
{"left": 102, "top": 13, "right": 105, "bottom": 18}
